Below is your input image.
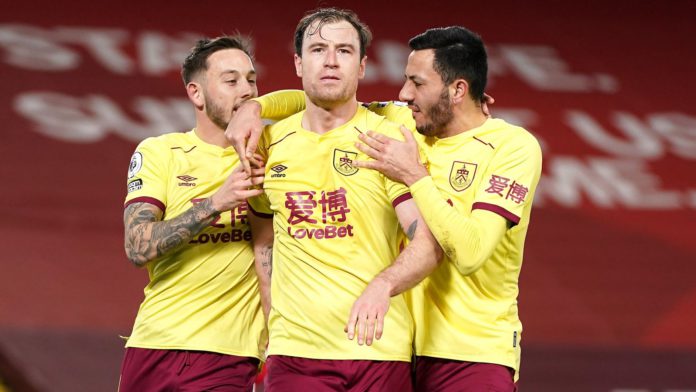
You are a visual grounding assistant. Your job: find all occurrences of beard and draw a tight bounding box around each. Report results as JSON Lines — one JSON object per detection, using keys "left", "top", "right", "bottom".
{"left": 205, "top": 95, "right": 230, "bottom": 130}
{"left": 415, "top": 88, "right": 454, "bottom": 137}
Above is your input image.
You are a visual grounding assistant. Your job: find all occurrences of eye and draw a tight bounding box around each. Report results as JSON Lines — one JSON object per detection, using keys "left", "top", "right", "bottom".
{"left": 312, "top": 47, "right": 324, "bottom": 53}
{"left": 248, "top": 79, "right": 257, "bottom": 85}
{"left": 226, "top": 79, "right": 237, "bottom": 85}
{"left": 338, "top": 48, "right": 351, "bottom": 54}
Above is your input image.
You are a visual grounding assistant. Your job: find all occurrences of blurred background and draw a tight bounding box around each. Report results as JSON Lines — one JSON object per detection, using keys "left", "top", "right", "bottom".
{"left": 1, "top": 0, "right": 695, "bottom": 390}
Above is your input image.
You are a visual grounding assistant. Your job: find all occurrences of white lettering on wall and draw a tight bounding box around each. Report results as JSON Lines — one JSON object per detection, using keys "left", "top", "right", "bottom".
{"left": 536, "top": 156, "right": 683, "bottom": 209}
{"left": 0, "top": 24, "right": 80, "bottom": 71}
{"left": 494, "top": 45, "right": 619, "bottom": 92}
{"left": 14, "top": 91, "right": 193, "bottom": 143}
{"left": 567, "top": 110, "right": 696, "bottom": 160}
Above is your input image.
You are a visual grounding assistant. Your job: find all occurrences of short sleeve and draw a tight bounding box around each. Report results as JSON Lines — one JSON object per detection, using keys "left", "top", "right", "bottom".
{"left": 471, "top": 133, "right": 542, "bottom": 225}
{"left": 248, "top": 193, "right": 273, "bottom": 217}
{"left": 124, "top": 137, "right": 169, "bottom": 212}
{"left": 373, "top": 118, "right": 413, "bottom": 207}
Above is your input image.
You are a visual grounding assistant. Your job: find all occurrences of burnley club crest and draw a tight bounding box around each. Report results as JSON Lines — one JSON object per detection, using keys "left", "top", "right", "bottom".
{"left": 333, "top": 149, "right": 359, "bottom": 176}
{"left": 449, "top": 161, "right": 477, "bottom": 191}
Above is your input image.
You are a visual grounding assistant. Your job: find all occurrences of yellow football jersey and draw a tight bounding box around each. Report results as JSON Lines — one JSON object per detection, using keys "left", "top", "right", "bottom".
{"left": 249, "top": 105, "right": 414, "bottom": 361}
{"left": 124, "top": 130, "right": 266, "bottom": 359}
{"left": 255, "top": 91, "right": 541, "bottom": 377}
{"left": 409, "top": 118, "right": 542, "bottom": 378}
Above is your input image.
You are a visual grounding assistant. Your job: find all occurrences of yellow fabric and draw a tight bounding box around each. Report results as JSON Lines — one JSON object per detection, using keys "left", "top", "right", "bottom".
{"left": 249, "top": 105, "right": 413, "bottom": 361}
{"left": 255, "top": 90, "right": 307, "bottom": 121}
{"left": 408, "top": 118, "right": 542, "bottom": 379}
{"left": 255, "top": 90, "right": 416, "bottom": 132}
{"left": 123, "top": 130, "right": 266, "bottom": 359}
{"left": 252, "top": 93, "right": 543, "bottom": 377}
{"left": 361, "top": 100, "right": 416, "bottom": 131}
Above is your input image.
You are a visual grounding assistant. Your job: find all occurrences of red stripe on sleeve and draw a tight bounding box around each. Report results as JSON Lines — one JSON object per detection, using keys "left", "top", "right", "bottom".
{"left": 124, "top": 197, "right": 166, "bottom": 213}
{"left": 392, "top": 192, "right": 413, "bottom": 208}
{"left": 472, "top": 202, "right": 520, "bottom": 225}
{"left": 248, "top": 202, "right": 273, "bottom": 219}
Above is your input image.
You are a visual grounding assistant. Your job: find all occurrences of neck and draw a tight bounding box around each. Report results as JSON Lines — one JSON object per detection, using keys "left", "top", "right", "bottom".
{"left": 194, "top": 113, "right": 231, "bottom": 148}
{"left": 302, "top": 96, "right": 359, "bottom": 134}
{"left": 439, "top": 101, "right": 488, "bottom": 138}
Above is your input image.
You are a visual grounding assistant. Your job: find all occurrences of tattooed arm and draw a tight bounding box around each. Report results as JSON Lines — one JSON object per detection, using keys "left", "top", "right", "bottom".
{"left": 124, "top": 165, "right": 265, "bottom": 267}
{"left": 345, "top": 198, "right": 442, "bottom": 345}
{"left": 249, "top": 211, "right": 274, "bottom": 322}
{"left": 123, "top": 199, "right": 221, "bottom": 267}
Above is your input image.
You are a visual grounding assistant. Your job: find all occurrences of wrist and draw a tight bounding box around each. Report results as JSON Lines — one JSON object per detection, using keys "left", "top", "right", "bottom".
{"left": 371, "top": 274, "right": 396, "bottom": 297}
{"left": 207, "top": 195, "right": 224, "bottom": 215}
{"left": 403, "top": 166, "right": 429, "bottom": 187}
{"left": 246, "top": 99, "right": 262, "bottom": 114}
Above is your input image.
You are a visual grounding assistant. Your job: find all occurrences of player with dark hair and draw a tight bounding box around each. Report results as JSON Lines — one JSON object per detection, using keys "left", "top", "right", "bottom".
{"left": 355, "top": 26, "right": 542, "bottom": 391}
{"left": 226, "top": 24, "right": 539, "bottom": 392}
{"left": 119, "top": 36, "right": 267, "bottom": 392}
{"left": 246, "top": 8, "right": 442, "bottom": 392}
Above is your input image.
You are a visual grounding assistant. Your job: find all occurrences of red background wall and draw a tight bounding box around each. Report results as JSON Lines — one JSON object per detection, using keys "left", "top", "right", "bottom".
{"left": 1, "top": 0, "right": 695, "bottom": 390}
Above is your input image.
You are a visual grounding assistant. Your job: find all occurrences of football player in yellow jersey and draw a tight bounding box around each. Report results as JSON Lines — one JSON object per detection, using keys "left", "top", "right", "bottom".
{"left": 119, "top": 37, "right": 267, "bottom": 391}
{"left": 246, "top": 8, "right": 442, "bottom": 392}
{"left": 353, "top": 27, "right": 542, "bottom": 391}
{"left": 224, "top": 26, "right": 539, "bottom": 392}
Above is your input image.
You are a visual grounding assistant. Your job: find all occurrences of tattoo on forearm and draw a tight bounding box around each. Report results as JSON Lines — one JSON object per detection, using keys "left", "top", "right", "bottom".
{"left": 124, "top": 199, "right": 220, "bottom": 266}
{"left": 406, "top": 220, "right": 418, "bottom": 241}
{"left": 261, "top": 245, "right": 273, "bottom": 278}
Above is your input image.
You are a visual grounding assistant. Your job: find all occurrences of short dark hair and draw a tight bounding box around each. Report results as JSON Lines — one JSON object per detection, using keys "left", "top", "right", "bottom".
{"left": 408, "top": 26, "right": 487, "bottom": 102}
{"left": 181, "top": 35, "right": 253, "bottom": 85}
{"left": 294, "top": 7, "right": 372, "bottom": 58}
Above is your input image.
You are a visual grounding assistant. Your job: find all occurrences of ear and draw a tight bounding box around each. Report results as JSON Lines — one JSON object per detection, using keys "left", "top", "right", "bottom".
{"left": 186, "top": 81, "right": 204, "bottom": 109}
{"left": 294, "top": 53, "right": 303, "bottom": 78}
{"left": 358, "top": 56, "right": 367, "bottom": 79}
{"left": 450, "top": 79, "right": 469, "bottom": 104}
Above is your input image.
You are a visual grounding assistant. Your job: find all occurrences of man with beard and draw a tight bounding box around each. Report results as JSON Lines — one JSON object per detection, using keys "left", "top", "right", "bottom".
{"left": 230, "top": 26, "right": 541, "bottom": 392}
{"left": 354, "top": 27, "right": 542, "bottom": 391}
{"left": 119, "top": 36, "right": 267, "bottom": 391}
{"left": 245, "top": 8, "right": 442, "bottom": 391}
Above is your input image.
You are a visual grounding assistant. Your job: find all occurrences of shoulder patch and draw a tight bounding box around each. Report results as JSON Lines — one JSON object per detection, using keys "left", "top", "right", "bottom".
{"left": 127, "top": 178, "right": 143, "bottom": 193}
{"left": 128, "top": 152, "right": 143, "bottom": 179}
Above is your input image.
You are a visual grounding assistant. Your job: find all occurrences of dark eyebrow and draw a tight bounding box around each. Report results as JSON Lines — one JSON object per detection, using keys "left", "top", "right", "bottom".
{"left": 308, "top": 42, "right": 355, "bottom": 50}
{"left": 335, "top": 43, "right": 356, "bottom": 50}
{"left": 220, "top": 70, "right": 257, "bottom": 78}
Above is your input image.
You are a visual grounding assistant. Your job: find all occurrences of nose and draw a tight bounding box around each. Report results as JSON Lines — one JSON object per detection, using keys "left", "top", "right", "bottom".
{"left": 239, "top": 79, "right": 255, "bottom": 100}
{"left": 324, "top": 48, "right": 338, "bottom": 68}
{"left": 398, "top": 82, "right": 414, "bottom": 103}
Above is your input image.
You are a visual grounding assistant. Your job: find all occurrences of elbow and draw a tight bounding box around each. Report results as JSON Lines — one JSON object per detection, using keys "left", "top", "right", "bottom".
{"left": 124, "top": 246, "right": 151, "bottom": 268}
{"left": 447, "top": 246, "right": 486, "bottom": 276}
{"left": 454, "top": 259, "right": 485, "bottom": 276}
{"left": 126, "top": 255, "right": 149, "bottom": 268}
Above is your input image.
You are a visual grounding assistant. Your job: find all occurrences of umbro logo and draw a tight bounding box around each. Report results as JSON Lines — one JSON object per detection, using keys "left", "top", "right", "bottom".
{"left": 177, "top": 175, "right": 197, "bottom": 187}
{"left": 271, "top": 164, "right": 287, "bottom": 178}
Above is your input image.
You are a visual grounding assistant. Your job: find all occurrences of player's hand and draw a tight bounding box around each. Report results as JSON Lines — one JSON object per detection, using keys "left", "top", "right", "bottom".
{"left": 354, "top": 126, "right": 428, "bottom": 186}
{"left": 344, "top": 277, "right": 392, "bottom": 346}
{"left": 225, "top": 100, "right": 264, "bottom": 175}
{"left": 249, "top": 153, "right": 266, "bottom": 170}
{"left": 210, "top": 164, "right": 265, "bottom": 212}
{"left": 482, "top": 93, "right": 495, "bottom": 117}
